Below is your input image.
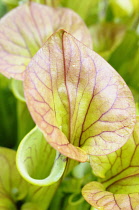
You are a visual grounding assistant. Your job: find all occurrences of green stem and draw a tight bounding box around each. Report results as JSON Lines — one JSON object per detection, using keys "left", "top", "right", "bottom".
{"left": 11, "top": 79, "right": 25, "bottom": 102}
{"left": 68, "top": 193, "right": 84, "bottom": 206}
{"left": 11, "top": 79, "right": 35, "bottom": 147}
{"left": 16, "top": 100, "right": 34, "bottom": 147}
{"left": 35, "top": 0, "right": 45, "bottom": 4}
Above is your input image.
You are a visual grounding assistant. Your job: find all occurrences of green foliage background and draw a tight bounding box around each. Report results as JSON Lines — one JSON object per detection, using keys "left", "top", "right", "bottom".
{"left": 0, "top": 0, "right": 138, "bottom": 209}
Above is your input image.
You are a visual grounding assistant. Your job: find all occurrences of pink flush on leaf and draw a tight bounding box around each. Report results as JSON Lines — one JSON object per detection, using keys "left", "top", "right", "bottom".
{"left": 0, "top": 2, "right": 92, "bottom": 80}
{"left": 24, "top": 30, "right": 136, "bottom": 162}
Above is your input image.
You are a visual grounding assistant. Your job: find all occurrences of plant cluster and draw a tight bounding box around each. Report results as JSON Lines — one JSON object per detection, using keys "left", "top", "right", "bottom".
{"left": 0, "top": 0, "right": 139, "bottom": 209}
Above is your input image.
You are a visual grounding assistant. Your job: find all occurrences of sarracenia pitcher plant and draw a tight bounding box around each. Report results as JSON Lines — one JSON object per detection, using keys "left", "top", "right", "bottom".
{"left": 0, "top": 1, "right": 138, "bottom": 210}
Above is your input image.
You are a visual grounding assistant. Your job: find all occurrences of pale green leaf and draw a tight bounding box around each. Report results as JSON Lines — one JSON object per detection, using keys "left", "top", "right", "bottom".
{"left": 16, "top": 126, "right": 66, "bottom": 186}
{"left": 0, "top": 147, "right": 28, "bottom": 209}
{"left": 0, "top": 147, "right": 64, "bottom": 209}
{"left": 83, "top": 117, "right": 139, "bottom": 209}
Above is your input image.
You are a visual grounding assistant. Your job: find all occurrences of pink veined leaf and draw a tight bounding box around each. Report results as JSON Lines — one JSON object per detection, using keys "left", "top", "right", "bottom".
{"left": 0, "top": 2, "right": 92, "bottom": 80}
{"left": 82, "top": 117, "right": 139, "bottom": 209}
{"left": 24, "top": 30, "right": 136, "bottom": 162}
{"left": 82, "top": 182, "right": 139, "bottom": 210}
